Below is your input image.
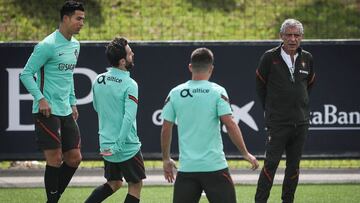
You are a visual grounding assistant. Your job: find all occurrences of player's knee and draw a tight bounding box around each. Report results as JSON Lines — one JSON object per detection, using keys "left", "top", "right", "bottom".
{"left": 108, "top": 181, "right": 122, "bottom": 192}
{"left": 67, "top": 157, "right": 81, "bottom": 167}
{"left": 264, "top": 160, "right": 279, "bottom": 170}
{"left": 64, "top": 151, "right": 82, "bottom": 167}
{"left": 45, "top": 152, "right": 63, "bottom": 167}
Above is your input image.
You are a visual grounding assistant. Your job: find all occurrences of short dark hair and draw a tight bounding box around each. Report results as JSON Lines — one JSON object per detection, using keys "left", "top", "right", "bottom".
{"left": 60, "top": 1, "right": 84, "bottom": 21}
{"left": 105, "top": 37, "right": 128, "bottom": 67}
{"left": 190, "top": 47, "right": 214, "bottom": 72}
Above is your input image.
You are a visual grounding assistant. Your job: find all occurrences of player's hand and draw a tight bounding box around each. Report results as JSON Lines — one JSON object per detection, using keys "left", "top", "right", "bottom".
{"left": 100, "top": 148, "right": 113, "bottom": 156}
{"left": 163, "top": 158, "right": 177, "bottom": 183}
{"left": 39, "top": 98, "right": 51, "bottom": 118}
{"left": 71, "top": 105, "right": 79, "bottom": 121}
{"left": 244, "top": 153, "right": 259, "bottom": 170}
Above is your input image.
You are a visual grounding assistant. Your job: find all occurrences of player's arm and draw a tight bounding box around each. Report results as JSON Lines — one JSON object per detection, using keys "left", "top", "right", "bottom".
{"left": 69, "top": 80, "right": 78, "bottom": 120}
{"left": 221, "top": 114, "right": 259, "bottom": 170}
{"left": 255, "top": 52, "right": 270, "bottom": 109}
{"left": 115, "top": 82, "right": 138, "bottom": 151}
{"left": 20, "top": 42, "right": 52, "bottom": 117}
{"left": 160, "top": 94, "right": 177, "bottom": 183}
{"left": 91, "top": 80, "right": 98, "bottom": 112}
{"left": 161, "top": 119, "right": 176, "bottom": 183}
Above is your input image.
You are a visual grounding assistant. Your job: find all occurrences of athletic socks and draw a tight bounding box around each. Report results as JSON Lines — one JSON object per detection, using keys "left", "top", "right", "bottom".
{"left": 58, "top": 162, "right": 78, "bottom": 195}
{"left": 84, "top": 183, "right": 114, "bottom": 203}
{"left": 45, "top": 165, "right": 60, "bottom": 203}
{"left": 124, "top": 194, "right": 140, "bottom": 203}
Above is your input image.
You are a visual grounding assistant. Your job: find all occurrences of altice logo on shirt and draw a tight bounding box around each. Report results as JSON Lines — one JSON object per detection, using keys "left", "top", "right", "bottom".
{"left": 180, "top": 88, "right": 210, "bottom": 98}
{"left": 58, "top": 63, "right": 76, "bottom": 71}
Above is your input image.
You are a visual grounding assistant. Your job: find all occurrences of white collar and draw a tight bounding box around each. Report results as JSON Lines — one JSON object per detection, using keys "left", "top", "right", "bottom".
{"left": 281, "top": 47, "right": 298, "bottom": 69}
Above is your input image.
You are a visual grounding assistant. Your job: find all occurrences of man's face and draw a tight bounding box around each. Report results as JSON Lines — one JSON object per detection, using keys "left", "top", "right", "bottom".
{"left": 280, "top": 26, "right": 303, "bottom": 54}
{"left": 64, "top": 10, "right": 85, "bottom": 35}
{"left": 125, "top": 45, "right": 135, "bottom": 70}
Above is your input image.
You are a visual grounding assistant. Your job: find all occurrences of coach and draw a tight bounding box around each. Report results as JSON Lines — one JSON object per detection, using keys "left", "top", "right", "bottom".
{"left": 255, "top": 19, "right": 316, "bottom": 203}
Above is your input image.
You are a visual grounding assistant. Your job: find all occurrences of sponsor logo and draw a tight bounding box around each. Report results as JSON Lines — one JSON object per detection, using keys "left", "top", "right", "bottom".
{"left": 180, "top": 88, "right": 209, "bottom": 98}
{"left": 223, "top": 101, "right": 258, "bottom": 132}
{"left": 97, "top": 75, "right": 123, "bottom": 85}
{"left": 6, "top": 67, "right": 98, "bottom": 131}
{"left": 58, "top": 63, "right": 76, "bottom": 71}
{"left": 50, "top": 191, "right": 58, "bottom": 195}
{"left": 310, "top": 104, "right": 360, "bottom": 130}
{"left": 299, "top": 70, "right": 308, "bottom": 74}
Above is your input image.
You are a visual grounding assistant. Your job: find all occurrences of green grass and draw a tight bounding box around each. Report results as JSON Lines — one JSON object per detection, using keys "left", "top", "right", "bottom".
{"left": 0, "top": 184, "right": 359, "bottom": 203}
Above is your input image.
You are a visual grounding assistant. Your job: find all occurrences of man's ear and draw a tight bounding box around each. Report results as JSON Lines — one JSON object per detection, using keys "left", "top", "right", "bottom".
{"left": 119, "top": 58, "right": 126, "bottom": 66}
{"left": 188, "top": 63, "right": 193, "bottom": 73}
{"left": 62, "top": 15, "right": 70, "bottom": 23}
{"left": 209, "top": 65, "right": 214, "bottom": 74}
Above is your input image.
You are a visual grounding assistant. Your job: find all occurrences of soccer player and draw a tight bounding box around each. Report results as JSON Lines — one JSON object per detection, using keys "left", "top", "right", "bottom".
{"left": 19, "top": 1, "right": 84, "bottom": 202}
{"left": 255, "top": 19, "right": 315, "bottom": 203}
{"left": 161, "top": 47, "right": 259, "bottom": 203}
{"left": 85, "top": 37, "right": 145, "bottom": 203}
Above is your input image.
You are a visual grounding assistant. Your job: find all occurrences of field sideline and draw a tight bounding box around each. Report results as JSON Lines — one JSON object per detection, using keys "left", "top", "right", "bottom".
{"left": 3, "top": 159, "right": 359, "bottom": 170}
{"left": 0, "top": 184, "right": 359, "bottom": 203}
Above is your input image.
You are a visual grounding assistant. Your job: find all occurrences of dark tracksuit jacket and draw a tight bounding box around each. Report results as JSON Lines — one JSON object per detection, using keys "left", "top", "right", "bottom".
{"left": 256, "top": 44, "right": 315, "bottom": 126}
{"left": 255, "top": 44, "right": 315, "bottom": 203}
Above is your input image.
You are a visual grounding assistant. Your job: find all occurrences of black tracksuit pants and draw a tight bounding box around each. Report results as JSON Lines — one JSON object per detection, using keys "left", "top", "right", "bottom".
{"left": 255, "top": 124, "right": 309, "bottom": 203}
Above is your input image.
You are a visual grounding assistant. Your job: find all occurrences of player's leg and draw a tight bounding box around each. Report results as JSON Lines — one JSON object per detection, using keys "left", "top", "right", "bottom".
{"left": 58, "top": 114, "right": 82, "bottom": 196}
{"left": 34, "top": 114, "right": 62, "bottom": 203}
{"left": 255, "top": 125, "right": 290, "bottom": 203}
{"left": 121, "top": 151, "right": 146, "bottom": 203}
{"left": 85, "top": 160, "right": 123, "bottom": 203}
{"left": 282, "top": 125, "right": 308, "bottom": 203}
{"left": 173, "top": 172, "right": 202, "bottom": 203}
{"left": 202, "top": 168, "right": 236, "bottom": 203}
{"left": 126, "top": 181, "right": 143, "bottom": 203}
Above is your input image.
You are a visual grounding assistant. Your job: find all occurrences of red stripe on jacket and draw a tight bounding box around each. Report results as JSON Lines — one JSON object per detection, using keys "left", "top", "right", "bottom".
{"left": 129, "top": 95, "right": 138, "bottom": 104}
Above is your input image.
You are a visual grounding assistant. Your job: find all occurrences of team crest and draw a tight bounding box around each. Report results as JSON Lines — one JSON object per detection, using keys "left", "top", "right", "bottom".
{"left": 301, "top": 61, "right": 306, "bottom": 68}
{"left": 74, "top": 49, "right": 79, "bottom": 59}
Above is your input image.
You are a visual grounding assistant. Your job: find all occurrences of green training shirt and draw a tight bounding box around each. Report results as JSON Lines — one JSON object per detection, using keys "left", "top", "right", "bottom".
{"left": 161, "top": 80, "right": 232, "bottom": 172}
{"left": 20, "top": 30, "right": 79, "bottom": 116}
{"left": 92, "top": 68, "right": 141, "bottom": 163}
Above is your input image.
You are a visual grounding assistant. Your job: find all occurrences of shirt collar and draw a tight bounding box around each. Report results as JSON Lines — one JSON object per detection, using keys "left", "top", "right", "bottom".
{"left": 56, "top": 29, "right": 73, "bottom": 42}
{"left": 108, "top": 67, "right": 130, "bottom": 76}
{"left": 281, "top": 47, "right": 298, "bottom": 68}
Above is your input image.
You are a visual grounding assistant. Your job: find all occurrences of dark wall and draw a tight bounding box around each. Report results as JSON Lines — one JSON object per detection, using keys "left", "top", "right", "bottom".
{"left": 1, "top": 41, "right": 360, "bottom": 160}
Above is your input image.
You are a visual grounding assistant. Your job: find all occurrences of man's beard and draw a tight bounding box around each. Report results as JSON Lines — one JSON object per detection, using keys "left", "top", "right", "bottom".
{"left": 125, "top": 60, "right": 134, "bottom": 71}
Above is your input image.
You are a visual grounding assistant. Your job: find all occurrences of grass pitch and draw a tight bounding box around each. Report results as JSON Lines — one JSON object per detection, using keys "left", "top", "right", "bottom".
{"left": 0, "top": 184, "right": 359, "bottom": 203}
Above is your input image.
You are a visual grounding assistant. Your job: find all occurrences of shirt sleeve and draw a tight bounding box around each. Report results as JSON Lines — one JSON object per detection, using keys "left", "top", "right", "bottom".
{"left": 20, "top": 42, "right": 51, "bottom": 102}
{"left": 116, "top": 81, "right": 138, "bottom": 150}
{"left": 69, "top": 44, "right": 80, "bottom": 106}
{"left": 255, "top": 52, "right": 270, "bottom": 109}
{"left": 217, "top": 88, "right": 232, "bottom": 116}
{"left": 161, "top": 92, "right": 176, "bottom": 123}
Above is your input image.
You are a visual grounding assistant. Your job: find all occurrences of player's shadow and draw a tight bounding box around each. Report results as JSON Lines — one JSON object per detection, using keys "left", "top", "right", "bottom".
{"left": 12, "top": 0, "right": 103, "bottom": 28}
{"left": 185, "top": 0, "right": 238, "bottom": 12}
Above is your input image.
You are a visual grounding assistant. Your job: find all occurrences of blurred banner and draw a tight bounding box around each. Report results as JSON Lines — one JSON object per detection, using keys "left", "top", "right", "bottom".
{"left": 1, "top": 41, "right": 360, "bottom": 160}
